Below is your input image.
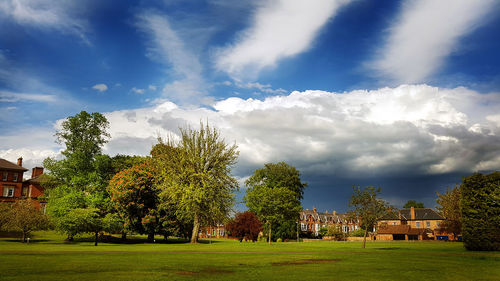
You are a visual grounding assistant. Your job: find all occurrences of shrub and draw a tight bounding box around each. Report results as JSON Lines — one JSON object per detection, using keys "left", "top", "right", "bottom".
{"left": 349, "top": 228, "right": 365, "bottom": 237}
{"left": 461, "top": 172, "right": 500, "bottom": 251}
{"left": 226, "top": 211, "right": 262, "bottom": 242}
{"left": 276, "top": 238, "right": 282, "bottom": 242}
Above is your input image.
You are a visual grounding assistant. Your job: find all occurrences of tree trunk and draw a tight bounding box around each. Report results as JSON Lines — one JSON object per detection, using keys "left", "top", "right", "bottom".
{"left": 148, "top": 232, "right": 155, "bottom": 243}
{"left": 362, "top": 228, "right": 368, "bottom": 249}
{"left": 268, "top": 222, "right": 272, "bottom": 245}
{"left": 22, "top": 231, "right": 26, "bottom": 243}
{"left": 121, "top": 231, "right": 127, "bottom": 241}
{"left": 94, "top": 231, "right": 99, "bottom": 246}
{"left": 191, "top": 213, "right": 200, "bottom": 244}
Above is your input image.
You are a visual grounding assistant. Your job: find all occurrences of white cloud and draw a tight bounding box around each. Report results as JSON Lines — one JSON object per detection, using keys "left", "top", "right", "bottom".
{"left": 92, "top": 84, "right": 108, "bottom": 92}
{"left": 235, "top": 81, "right": 287, "bottom": 94}
{"left": 369, "top": 0, "right": 497, "bottom": 83}
{"left": 4, "top": 85, "right": 500, "bottom": 180}
{"left": 136, "top": 11, "right": 207, "bottom": 103}
{"left": 215, "top": 0, "right": 352, "bottom": 78}
{"left": 131, "top": 87, "right": 145, "bottom": 94}
{"left": 0, "top": 90, "right": 57, "bottom": 103}
{"left": 148, "top": 85, "right": 157, "bottom": 91}
{"left": 0, "top": 0, "right": 90, "bottom": 43}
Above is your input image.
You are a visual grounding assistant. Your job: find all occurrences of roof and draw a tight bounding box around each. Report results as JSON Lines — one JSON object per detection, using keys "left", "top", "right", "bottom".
{"left": 300, "top": 209, "right": 355, "bottom": 223}
{"left": 24, "top": 174, "right": 49, "bottom": 184}
{"left": 0, "top": 158, "right": 28, "bottom": 172}
{"left": 380, "top": 208, "right": 443, "bottom": 221}
{"left": 377, "top": 225, "right": 426, "bottom": 235}
{"left": 400, "top": 208, "right": 444, "bottom": 220}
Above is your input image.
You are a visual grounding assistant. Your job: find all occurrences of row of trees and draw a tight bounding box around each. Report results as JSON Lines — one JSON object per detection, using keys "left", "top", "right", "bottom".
{"left": 42, "top": 111, "right": 239, "bottom": 245}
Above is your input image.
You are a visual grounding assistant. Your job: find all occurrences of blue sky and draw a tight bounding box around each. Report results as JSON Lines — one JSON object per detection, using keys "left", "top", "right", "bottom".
{"left": 1, "top": 0, "right": 500, "bottom": 212}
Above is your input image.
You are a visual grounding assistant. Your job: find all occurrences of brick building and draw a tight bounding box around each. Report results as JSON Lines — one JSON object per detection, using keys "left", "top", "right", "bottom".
{"left": 299, "top": 208, "right": 359, "bottom": 236}
{"left": 0, "top": 157, "right": 47, "bottom": 210}
{"left": 376, "top": 207, "right": 445, "bottom": 240}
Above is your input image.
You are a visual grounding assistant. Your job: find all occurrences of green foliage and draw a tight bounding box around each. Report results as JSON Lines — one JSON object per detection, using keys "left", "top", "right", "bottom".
{"left": 461, "top": 172, "right": 500, "bottom": 251}
{"left": 403, "top": 200, "right": 425, "bottom": 208}
{"left": 325, "top": 225, "right": 345, "bottom": 240}
{"left": 153, "top": 122, "right": 239, "bottom": 243}
{"left": 349, "top": 228, "right": 366, "bottom": 237}
{"left": 318, "top": 226, "right": 328, "bottom": 238}
{"left": 245, "top": 162, "right": 307, "bottom": 200}
{"left": 244, "top": 162, "right": 305, "bottom": 243}
{"left": 349, "top": 186, "right": 390, "bottom": 248}
{"left": 245, "top": 185, "right": 302, "bottom": 243}
{"left": 1, "top": 199, "right": 50, "bottom": 242}
{"left": 276, "top": 238, "right": 282, "bottom": 242}
{"left": 436, "top": 185, "right": 462, "bottom": 238}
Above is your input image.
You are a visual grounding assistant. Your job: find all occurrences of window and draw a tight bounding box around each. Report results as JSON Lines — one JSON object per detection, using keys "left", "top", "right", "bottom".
{"left": 416, "top": 222, "right": 421, "bottom": 228}
{"left": 301, "top": 223, "right": 306, "bottom": 231}
{"left": 13, "top": 173, "right": 18, "bottom": 182}
{"left": 2, "top": 172, "right": 7, "bottom": 181}
{"left": 3, "top": 186, "right": 15, "bottom": 197}
{"left": 392, "top": 222, "right": 397, "bottom": 225}
{"left": 22, "top": 187, "right": 28, "bottom": 197}
{"left": 426, "top": 222, "right": 431, "bottom": 228}
{"left": 436, "top": 222, "right": 440, "bottom": 228}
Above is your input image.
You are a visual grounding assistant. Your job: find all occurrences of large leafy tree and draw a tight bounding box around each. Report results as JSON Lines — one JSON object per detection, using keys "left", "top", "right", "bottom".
{"left": 436, "top": 185, "right": 462, "bottom": 239}
{"left": 244, "top": 162, "right": 306, "bottom": 244}
{"left": 349, "top": 186, "right": 390, "bottom": 248}
{"left": 403, "top": 200, "right": 425, "bottom": 208}
{"left": 2, "top": 199, "right": 49, "bottom": 242}
{"left": 461, "top": 172, "right": 500, "bottom": 251}
{"left": 107, "top": 161, "right": 161, "bottom": 242}
{"left": 153, "top": 123, "right": 239, "bottom": 243}
{"left": 245, "top": 185, "right": 302, "bottom": 244}
{"left": 43, "top": 111, "right": 113, "bottom": 241}
{"left": 226, "top": 211, "right": 262, "bottom": 242}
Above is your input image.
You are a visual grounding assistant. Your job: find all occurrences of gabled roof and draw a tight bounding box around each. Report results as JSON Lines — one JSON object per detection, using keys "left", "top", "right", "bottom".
{"left": 0, "top": 158, "right": 28, "bottom": 172}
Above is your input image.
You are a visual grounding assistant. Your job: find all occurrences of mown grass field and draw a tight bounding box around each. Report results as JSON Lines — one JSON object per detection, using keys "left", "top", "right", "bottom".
{"left": 0, "top": 231, "right": 498, "bottom": 280}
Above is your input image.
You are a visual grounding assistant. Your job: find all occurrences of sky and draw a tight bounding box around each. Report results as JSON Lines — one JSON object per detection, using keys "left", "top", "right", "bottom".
{"left": 1, "top": 0, "right": 500, "bottom": 212}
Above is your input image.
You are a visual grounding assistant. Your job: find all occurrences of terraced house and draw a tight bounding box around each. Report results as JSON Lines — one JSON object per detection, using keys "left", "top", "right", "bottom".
{"left": 0, "top": 157, "right": 47, "bottom": 210}
{"left": 299, "top": 208, "right": 359, "bottom": 236}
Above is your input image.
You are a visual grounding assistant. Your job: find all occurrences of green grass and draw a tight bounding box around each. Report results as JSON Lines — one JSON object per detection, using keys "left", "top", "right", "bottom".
{"left": 0, "top": 231, "right": 498, "bottom": 280}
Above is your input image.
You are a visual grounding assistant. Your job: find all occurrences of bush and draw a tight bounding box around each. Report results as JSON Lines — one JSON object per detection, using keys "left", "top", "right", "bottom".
{"left": 326, "top": 225, "right": 344, "bottom": 241}
{"left": 461, "top": 172, "right": 500, "bottom": 251}
{"left": 226, "top": 211, "right": 262, "bottom": 242}
{"left": 276, "top": 238, "right": 282, "bottom": 242}
{"left": 349, "top": 228, "right": 366, "bottom": 237}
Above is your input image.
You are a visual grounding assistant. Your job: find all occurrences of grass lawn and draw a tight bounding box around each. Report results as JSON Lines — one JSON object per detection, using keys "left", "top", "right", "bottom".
{"left": 0, "top": 231, "right": 498, "bottom": 280}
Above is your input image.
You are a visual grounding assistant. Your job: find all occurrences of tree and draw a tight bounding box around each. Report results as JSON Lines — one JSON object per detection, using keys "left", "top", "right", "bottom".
{"left": 107, "top": 161, "right": 159, "bottom": 242}
{"left": 349, "top": 186, "right": 389, "bottom": 248}
{"left": 153, "top": 123, "right": 239, "bottom": 243}
{"left": 245, "top": 162, "right": 307, "bottom": 200}
{"left": 226, "top": 211, "right": 262, "bottom": 242}
{"left": 461, "top": 172, "right": 500, "bottom": 251}
{"left": 325, "top": 225, "right": 344, "bottom": 241}
{"left": 43, "top": 111, "right": 112, "bottom": 240}
{"left": 403, "top": 200, "right": 425, "bottom": 208}
{"left": 2, "top": 199, "right": 49, "bottom": 242}
{"left": 436, "top": 185, "right": 462, "bottom": 239}
{"left": 244, "top": 162, "right": 306, "bottom": 244}
{"left": 245, "top": 186, "right": 301, "bottom": 244}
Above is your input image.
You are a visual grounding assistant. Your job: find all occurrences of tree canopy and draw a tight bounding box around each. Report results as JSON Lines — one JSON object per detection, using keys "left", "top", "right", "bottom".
{"left": 436, "top": 185, "right": 461, "bottom": 239}
{"left": 226, "top": 211, "right": 262, "bottom": 242}
{"left": 244, "top": 162, "right": 305, "bottom": 244}
{"left": 153, "top": 123, "right": 239, "bottom": 243}
{"left": 403, "top": 200, "right": 425, "bottom": 208}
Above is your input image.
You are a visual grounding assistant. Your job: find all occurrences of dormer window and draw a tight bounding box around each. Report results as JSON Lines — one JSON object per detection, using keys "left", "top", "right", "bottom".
{"left": 2, "top": 172, "right": 7, "bottom": 181}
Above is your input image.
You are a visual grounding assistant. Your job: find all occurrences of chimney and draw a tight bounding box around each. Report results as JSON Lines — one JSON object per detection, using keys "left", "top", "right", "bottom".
{"left": 17, "top": 157, "right": 23, "bottom": 166}
{"left": 32, "top": 167, "right": 44, "bottom": 178}
{"left": 410, "top": 207, "right": 415, "bottom": 220}
{"left": 333, "top": 210, "right": 337, "bottom": 216}
{"left": 313, "top": 207, "right": 317, "bottom": 213}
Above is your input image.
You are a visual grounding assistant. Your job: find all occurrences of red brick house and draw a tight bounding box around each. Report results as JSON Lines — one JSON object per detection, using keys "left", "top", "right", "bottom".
{"left": 0, "top": 157, "right": 47, "bottom": 211}
{"left": 376, "top": 207, "right": 445, "bottom": 240}
{"left": 300, "top": 208, "right": 359, "bottom": 236}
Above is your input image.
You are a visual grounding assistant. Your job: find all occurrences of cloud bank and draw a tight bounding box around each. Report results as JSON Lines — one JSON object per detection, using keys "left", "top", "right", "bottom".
{"left": 369, "top": 0, "right": 497, "bottom": 83}
{"left": 3, "top": 85, "right": 499, "bottom": 180}
{"left": 215, "top": 0, "right": 352, "bottom": 78}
